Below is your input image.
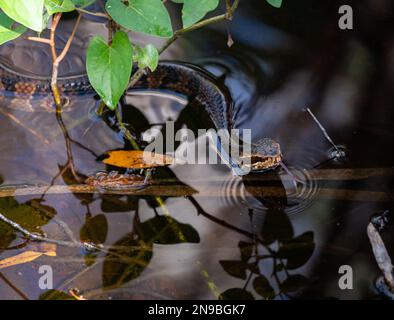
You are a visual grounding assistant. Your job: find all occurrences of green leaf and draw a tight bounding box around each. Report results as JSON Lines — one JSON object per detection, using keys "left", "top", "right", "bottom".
{"left": 86, "top": 30, "right": 133, "bottom": 110}
{"left": 180, "top": 0, "right": 219, "bottom": 28}
{"left": 133, "top": 44, "right": 159, "bottom": 72}
{"left": 253, "top": 276, "right": 275, "bottom": 299}
{"left": 71, "top": 0, "right": 96, "bottom": 7}
{"left": 266, "top": 0, "right": 282, "bottom": 8}
{"left": 0, "top": 0, "right": 45, "bottom": 32}
{"left": 45, "top": 0, "right": 75, "bottom": 15}
{"left": 0, "top": 11, "right": 26, "bottom": 45}
{"left": 219, "top": 288, "right": 255, "bottom": 300}
{"left": 106, "top": 0, "right": 173, "bottom": 38}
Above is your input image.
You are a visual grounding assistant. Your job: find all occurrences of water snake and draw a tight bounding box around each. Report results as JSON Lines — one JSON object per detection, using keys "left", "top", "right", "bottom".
{"left": 0, "top": 60, "right": 282, "bottom": 176}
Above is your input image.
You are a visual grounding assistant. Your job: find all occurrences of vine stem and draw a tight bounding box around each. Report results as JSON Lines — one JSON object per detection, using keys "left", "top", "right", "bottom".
{"left": 50, "top": 13, "right": 82, "bottom": 110}
{"left": 76, "top": 7, "right": 108, "bottom": 18}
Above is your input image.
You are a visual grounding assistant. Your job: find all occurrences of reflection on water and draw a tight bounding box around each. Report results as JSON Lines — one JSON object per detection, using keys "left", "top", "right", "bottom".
{"left": 0, "top": 0, "right": 393, "bottom": 300}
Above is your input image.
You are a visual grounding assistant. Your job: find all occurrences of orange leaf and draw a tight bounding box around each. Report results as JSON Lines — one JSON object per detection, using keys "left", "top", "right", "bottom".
{"left": 103, "top": 150, "right": 174, "bottom": 169}
{"left": 0, "top": 244, "right": 57, "bottom": 269}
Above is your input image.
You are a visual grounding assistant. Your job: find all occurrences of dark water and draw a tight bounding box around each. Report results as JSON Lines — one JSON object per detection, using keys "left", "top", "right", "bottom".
{"left": 0, "top": 0, "right": 393, "bottom": 300}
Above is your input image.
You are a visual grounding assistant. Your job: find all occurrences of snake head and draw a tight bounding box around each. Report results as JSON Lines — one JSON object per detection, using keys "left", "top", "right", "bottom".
{"left": 240, "top": 138, "right": 282, "bottom": 172}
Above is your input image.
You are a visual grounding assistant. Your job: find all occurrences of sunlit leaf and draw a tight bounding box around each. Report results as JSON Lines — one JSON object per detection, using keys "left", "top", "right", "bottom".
{"left": 266, "top": 0, "right": 283, "bottom": 8}
{"left": 219, "top": 288, "right": 255, "bottom": 300}
{"left": 103, "top": 150, "right": 174, "bottom": 169}
{"left": 106, "top": 0, "right": 173, "bottom": 38}
{"left": 71, "top": 0, "right": 95, "bottom": 7}
{"left": 0, "top": 0, "right": 45, "bottom": 32}
{"left": 219, "top": 260, "right": 248, "bottom": 279}
{"left": 0, "top": 11, "right": 26, "bottom": 45}
{"left": 133, "top": 44, "right": 159, "bottom": 72}
{"left": 86, "top": 30, "right": 133, "bottom": 110}
{"left": 177, "top": 0, "right": 219, "bottom": 28}
{"left": 253, "top": 276, "right": 275, "bottom": 299}
{"left": 45, "top": 0, "right": 75, "bottom": 15}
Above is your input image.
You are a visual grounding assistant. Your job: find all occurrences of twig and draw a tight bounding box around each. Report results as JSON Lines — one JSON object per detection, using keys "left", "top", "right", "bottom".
{"left": 367, "top": 223, "right": 394, "bottom": 291}
{"left": 0, "top": 179, "right": 392, "bottom": 202}
{"left": 0, "top": 272, "right": 29, "bottom": 300}
{"left": 55, "top": 105, "right": 82, "bottom": 183}
{"left": 0, "top": 109, "right": 50, "bottom": 145}
{"left": 24, "top": 36, "right": 51, "bottom": 44}
{"left": 50, "top": 13, "right": 82, "bottom": 109}
{"left": 0, "top": 211, "right": 151, "bottom": 258}
{"left": 306, "top": 107, "right": 343, "bottom": 157}
{"left": 49, "top": 13, "right": 62, "bottom": 107}
{"left": 76, "top": 7, "right": 108, "bottom": 18}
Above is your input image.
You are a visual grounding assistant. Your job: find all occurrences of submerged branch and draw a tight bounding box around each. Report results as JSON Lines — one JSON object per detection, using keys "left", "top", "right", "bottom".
{"left": 367, "top": 223, "right": 394, "bottom": 290}
{"left": 0, "top": 182, "right": 392, "bottom": 202}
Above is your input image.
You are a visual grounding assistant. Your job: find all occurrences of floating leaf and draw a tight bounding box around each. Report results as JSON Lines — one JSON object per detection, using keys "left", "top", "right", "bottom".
{"left": 0, "top": 0, "right": 45, "bottom": 32}
{"left": 86, "top": 30, "right": 133, "bottom": 110}
{"left": 106, "top": 0, "right": 173, "bottom": 38}
{"left": 0, "top": 244, "right": 56, "bottom": 269}
{"left": 103, "top": 150, "right": 174, "bottom": 169}
{"left": 219, "top": 260, "right": 248, "bottom": 279}
{"left": 0, "top": 11, "right": 26, "bottom": 45}
{"left": 219, "top": 288, "right": 255, "bottom": 300}
{"left": 253, "top": 276, "right": 275, "bottom": 299}
{"left": 277, "top": 231, "right": 315, "bottom": 270}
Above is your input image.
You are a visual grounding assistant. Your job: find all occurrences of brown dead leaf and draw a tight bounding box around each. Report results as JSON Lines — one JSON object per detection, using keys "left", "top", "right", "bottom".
{"left": 0, "top": 244, "right": 56, "bottom": 269}
{"left": 103, "top": 150, "right": 174, "bottom": 169}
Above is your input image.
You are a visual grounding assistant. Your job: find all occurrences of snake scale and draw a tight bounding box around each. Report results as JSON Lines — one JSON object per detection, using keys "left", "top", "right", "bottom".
{"left": 0, "top": 60, "right": 282, "bottom": 175}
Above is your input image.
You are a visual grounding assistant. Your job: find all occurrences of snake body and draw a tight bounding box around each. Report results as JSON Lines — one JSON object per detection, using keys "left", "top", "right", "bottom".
{"left": 0, "top": 61, "right": 282, "bottom": 174}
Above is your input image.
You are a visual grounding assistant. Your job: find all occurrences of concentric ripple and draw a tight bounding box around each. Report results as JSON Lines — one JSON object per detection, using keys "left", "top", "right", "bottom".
{"left": 219, "top": 147, "right": 326, "bottom": 216}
